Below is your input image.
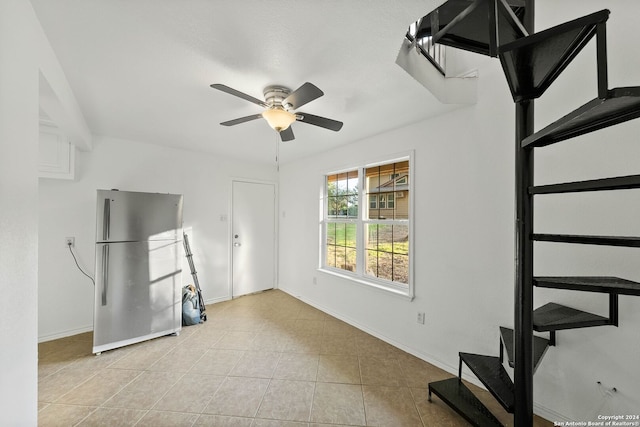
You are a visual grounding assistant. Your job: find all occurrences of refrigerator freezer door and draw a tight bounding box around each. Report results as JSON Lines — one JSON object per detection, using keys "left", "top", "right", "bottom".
{"left": 93, "top": 240, "right": 182, "bottom": 353}
{"left": 96, "top": 190, "right": 183, "bottom": 242}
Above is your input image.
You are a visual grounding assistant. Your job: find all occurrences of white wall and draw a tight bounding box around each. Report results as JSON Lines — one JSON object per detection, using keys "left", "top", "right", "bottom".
{"left": 278, "top": 54, "right": 517, "bottom": 378}
{"left": 278, "top": 0, "right": 640, "bottom": 421}
{"left": 38, "top": 136, "right": 277, "bottom": 341}
{"left": 527, "top": 1, "right": 640, "bottom": 419}
{"left": 0, "top": 1, "right": 40, "bottom": 425}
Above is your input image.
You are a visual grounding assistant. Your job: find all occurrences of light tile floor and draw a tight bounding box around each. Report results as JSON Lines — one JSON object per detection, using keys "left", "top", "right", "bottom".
{"left": 38, "top": 289, "right": 552, "bottom": 426}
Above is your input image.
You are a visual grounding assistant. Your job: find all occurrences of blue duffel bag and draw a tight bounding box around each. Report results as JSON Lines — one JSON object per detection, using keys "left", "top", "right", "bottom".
{"left": 182, "top": 284, "right": 202, "bottom": 326}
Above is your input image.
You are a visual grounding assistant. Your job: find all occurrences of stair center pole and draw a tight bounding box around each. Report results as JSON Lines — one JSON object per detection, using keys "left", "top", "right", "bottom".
{"left": 514, "top": 100, "right": 534, "bottom": 427}
{"left": 514, "top": 3, "right": 535, "bottom": 426}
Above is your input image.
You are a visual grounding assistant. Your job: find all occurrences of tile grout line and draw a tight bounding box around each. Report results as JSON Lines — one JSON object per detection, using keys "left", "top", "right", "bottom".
{"left": 39, "top": 290, "right": 471, "bottom": 427}
{"left": 131, "top": 362, "right": 192, "bottom": 426}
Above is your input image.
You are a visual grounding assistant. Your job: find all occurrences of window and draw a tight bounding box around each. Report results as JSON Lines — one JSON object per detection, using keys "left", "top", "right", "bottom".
{"left": 369, "top": 194, "right": 377, "bottom": 209}
{"left": 325, "top": 170, "right": 358, "bottom": 271}
{"left": 321, "top": 155, "right": 413, "bottom": 297}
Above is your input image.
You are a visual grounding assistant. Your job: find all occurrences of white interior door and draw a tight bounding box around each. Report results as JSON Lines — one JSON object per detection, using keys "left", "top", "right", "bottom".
{"left": 231, "top": 180, "right": 276, "bottom": 297}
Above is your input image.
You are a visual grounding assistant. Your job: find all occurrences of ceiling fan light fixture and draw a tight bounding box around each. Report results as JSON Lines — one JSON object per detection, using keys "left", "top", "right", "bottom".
{"left": 262, "top": 108, "right": 296, "bottom": 132}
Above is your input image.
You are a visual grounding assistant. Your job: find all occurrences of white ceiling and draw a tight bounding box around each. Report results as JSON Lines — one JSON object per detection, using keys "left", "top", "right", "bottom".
{"left": 31, "top": 0, "right": 455, "bottom": 165}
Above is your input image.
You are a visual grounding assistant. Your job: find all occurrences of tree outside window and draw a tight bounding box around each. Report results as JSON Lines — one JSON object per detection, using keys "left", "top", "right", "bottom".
{"left": 325, "top": 171, "right": 358, "bottom": 271}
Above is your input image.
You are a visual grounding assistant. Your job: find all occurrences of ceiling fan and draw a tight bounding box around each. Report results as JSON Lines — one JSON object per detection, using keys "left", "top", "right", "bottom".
{"left": 210, "top": 82, "right": 343, "bottom": 142}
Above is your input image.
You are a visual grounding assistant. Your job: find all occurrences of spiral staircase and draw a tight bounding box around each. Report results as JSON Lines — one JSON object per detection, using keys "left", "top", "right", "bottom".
{"left": 411, "top": 1, "right": 640, "bottom": 425}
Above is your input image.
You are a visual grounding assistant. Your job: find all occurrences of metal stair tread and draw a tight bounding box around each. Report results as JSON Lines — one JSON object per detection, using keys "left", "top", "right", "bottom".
{"left": 428, "top": 378, "right": 503, "bottom": 427}
{"left": 522, "top": 87, "right": 640, "bottom": 147}
{"left": 459, "top": 352, "right": 515, "bottom": 413}
{"left": 499, "top": 327, "right": 549, "bottom": 372}
{"left": 415, "top": 0, "right": 526, "bottom": 57}
{"left": 533, "top": 302, "right": 610, "bottom": 332}
{"left": 533, "top": 233, "right": 640, "bottom": 247}
{"left": 499, "top": 9, "right": 609, "bottom": 102}
{"left": 535, "top": 276, "right": 640, "bottom": 296}
{"left": 529, "top": 174, "right": 640, "bottom": 194}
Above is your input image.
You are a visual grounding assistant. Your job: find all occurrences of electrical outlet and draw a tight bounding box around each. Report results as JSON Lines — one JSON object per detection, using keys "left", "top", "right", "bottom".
{"left": 417, "top": 312, "right": 425, "bottom": 324}
{"left": 65, "top": 237, "right": 75, "bottom": 248}
{"left": 312, "top": 276, "right": 317, "bottom": 285}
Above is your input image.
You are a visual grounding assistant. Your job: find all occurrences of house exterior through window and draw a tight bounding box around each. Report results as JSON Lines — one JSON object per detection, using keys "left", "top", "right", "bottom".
{"left": 321, "top": 155, "right": 413, "bottom": 297}
{"left": 364, "top": 161, "right": 409, "bottom": 285}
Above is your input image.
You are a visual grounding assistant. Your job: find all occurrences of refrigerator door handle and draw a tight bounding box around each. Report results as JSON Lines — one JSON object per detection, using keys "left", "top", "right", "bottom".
{"left": 101, "top": 244, "right": 109, "bottom": 306}
{"left": 103, "top": 198, "right": 111, "bottom": 241}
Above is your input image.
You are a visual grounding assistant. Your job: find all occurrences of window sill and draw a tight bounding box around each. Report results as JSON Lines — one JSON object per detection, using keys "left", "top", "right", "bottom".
{"left": 317, "top": 268, "right": 414, "bottom": 301}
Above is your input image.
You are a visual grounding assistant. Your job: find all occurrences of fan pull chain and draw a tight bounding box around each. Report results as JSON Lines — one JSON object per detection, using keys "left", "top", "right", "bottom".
{"left": 275, "top": 131, "right": 280, "bottom": 172}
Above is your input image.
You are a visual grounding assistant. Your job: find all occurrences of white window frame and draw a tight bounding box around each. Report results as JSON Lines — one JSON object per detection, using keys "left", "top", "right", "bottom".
{"left": 369, "top": 194, "right": 377, "bottom": 209}
{"left": 387, "top": 193, "right": 395, "bottom": 209}
{"left": 379, "top": 194, "right": 387, "bottom": 209}
{"left": 320, "top": 151, "right": 414, "bottom": 299}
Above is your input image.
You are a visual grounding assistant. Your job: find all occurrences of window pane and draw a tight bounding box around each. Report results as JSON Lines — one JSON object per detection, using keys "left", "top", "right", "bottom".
{"left": 365, "top": 165, "right": 381, "bottom": 186}
{"left": 334, "top": 223, "right": 346, "bottom": 246}
{"left": 347, "top": 170, "right": 358, "bottom": 193}
{"left": 393, "top": 161, "right": 409, "bottom": 220}
{"left": 377, "top": 224, "right": 393, "bottom": 253}
{"left": 366, "top": 224, "right": 378, "bottom": 250}
{"left": 377, "top": 252, "right": 393, "bottom": 281}
{"left": 392, "top": 224, "right": 409, "bottom": 255}
{"left": 326, "top": 245, "right": 337, "bottom": 268}
{"left": 365, "top": 223, "right": 409, "bottom": 283}
{"left": 365, "top": 249, "right": 377, "bottom": 277}
{"left": 334, "top": 223, "right": 355, "bottom": 247}
{"left": 335, "top": 246, "right": 346, "bottom": 270}
{"left": 324, "top": 159, "right": 410, "bottom": 289}
{"left": 345, "top": 247, "right": 357, "bottom": 272}
{"left": 393, "top": 254, "right": 409, "bottom": 284}
{"left": 369, "top": 195, "right": 377, "bottom": 209}
{"left": 379, "top": 194, "right": 386, "bottom": 209}
{"left": 327, "top": 174, "right": 338, "bottom": 197}
{"left": 346, "top": 223, "right": 356, "bottom": 247}
{"left": 365, "top": 161, "right": 409, "bottom": 221}
{"left": 326, "top": 221, "right": 356, "bottom": 273}
{"left": 328, "top": 170, "right": 358, "bottom": 219}
{"left": 337, "top": 176, "right": 347, "bottom": 193}
{"left": 326, "top": 222, "right": 336, "bottom": 245}
{"left": 394, "top": 160, "right": 409, "bottom": 176}
{"left": 328, "top": 196, "right": 338, "bottom": 217}
{"left": 324, "top": 169, "right": 358, "bottom": 274}
{"left": 394, "top": 191, "right": 408, "bottom": 220}
{"left": 348, "top": 193, "right": 358, "bottom": 218}
{"left": 347, "top": 171, "right": 358, "bottom": 218}
{"left": 336, "top": 196, "right": 347, "bottom": 217}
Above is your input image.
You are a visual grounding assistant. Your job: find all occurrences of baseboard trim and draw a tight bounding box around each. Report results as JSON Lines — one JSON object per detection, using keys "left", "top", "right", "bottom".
{"left": 277, "top": 285, "right": 563, "bottom": 423}
{"left": 38, "top": 325, "right": 93, "bottom": 343}
{"left": 204, "top": 295, "right": 230, "bottom": 306}
{"left": 533, "top": 403, "right": 569, "bottom": 424}
{"left": 38, "top": 294, "right": 229, "bottom": 343}
{"left": 277, "top": 286, "right": 465, "bottom": 381}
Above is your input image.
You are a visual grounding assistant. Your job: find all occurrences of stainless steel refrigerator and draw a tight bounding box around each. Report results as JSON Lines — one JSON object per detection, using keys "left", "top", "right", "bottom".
{"left": 93, "top": 189, "right": 183, "bottom": 354}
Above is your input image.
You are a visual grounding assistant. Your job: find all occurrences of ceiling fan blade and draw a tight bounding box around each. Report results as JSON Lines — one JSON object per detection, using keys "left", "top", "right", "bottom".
{"left": 280, "top": 126, "right": 295, "bottom": 142}
{"left": 297, "top": 112, "right": 343, "bottom": 132}
{"left": 210, "top": 84, "right": 268, "bottom": 108}
{"left": 282, "top": 82, "right": 324, "bottom": 110}
{"left": 220, "top": 114, "right": 263, "bottom": 126}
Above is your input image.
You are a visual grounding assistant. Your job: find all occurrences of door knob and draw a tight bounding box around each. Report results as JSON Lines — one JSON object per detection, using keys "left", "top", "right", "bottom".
{"left": 233, "top": 242, "right": 241, "bottom": 247}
